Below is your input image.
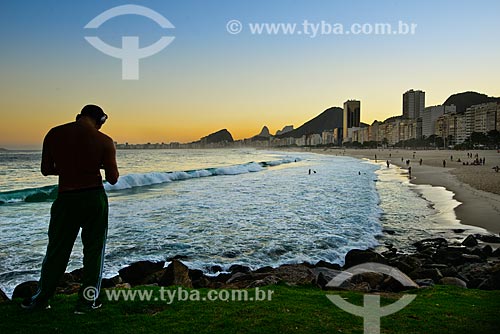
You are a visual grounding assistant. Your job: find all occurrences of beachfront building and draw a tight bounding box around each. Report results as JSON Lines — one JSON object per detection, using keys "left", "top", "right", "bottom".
{"left": 295, "top": 136, "right": 306, "bottom": 146}
{"left": 306, "top": 133, "right": 322, "bottom": 146}
{"left": 398, "top": 118, "right": 417, "bottom": 141}
{"left": 376, "top": 117, "right": 398, "bottom": 146}
{"left": 403, "top": 89, "right": 425, "bottom": 120}
{"left": 272, "top": 136, "right": 298, "bottom": 146}
{"left": 466, "top": 102, "right": 499, "bottom": 134}
{"left": 455, "top": 113, "right": 468, "bottom": 144}
{"left": 351, "top": 125, "right": 370, "bottom": 144}
{"left": 343, "top": 100, "right": 361, "bottom": 142}
{"left": 368, "top": 121, "right": 380, "bottom": 143}
{"left": 370, "top": 116, "right": 417, "bottom": 146}
{"left": 321, "top": 130, "right": 335, "bottom": 145}
{"left": 421, "top": 105, "right": 456, "bottom": 138}
{"left": 436, "top": 111, "right": 467, "bottom": 145}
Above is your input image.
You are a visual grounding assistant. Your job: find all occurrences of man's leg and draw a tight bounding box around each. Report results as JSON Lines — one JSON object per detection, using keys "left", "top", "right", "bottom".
{"left": 79, "top": 189, "right": 108, "bottom": 305}
{"left": 29, "top": 196, "right": 80, "bottom": 305}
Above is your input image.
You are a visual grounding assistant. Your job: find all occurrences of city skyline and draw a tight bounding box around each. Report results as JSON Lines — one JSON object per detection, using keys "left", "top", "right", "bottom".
{"left": 1, "top": 0, "right": 500, "bottom": 149}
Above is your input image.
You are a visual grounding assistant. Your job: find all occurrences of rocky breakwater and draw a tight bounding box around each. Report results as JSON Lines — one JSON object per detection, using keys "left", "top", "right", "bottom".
{"left": 3, "top": 234, "right": 500, "bottom": 302}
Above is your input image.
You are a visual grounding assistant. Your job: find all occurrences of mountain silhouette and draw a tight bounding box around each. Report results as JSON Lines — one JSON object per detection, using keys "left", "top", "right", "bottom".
{"left": 276, "top": 107, "right": 343, "bottom": 138}
{"left": 443, "top": 91, "right": 500, "bottom": 114}
{"left": 198, "top": 129, "right": 234, "bottom": 143}
{"left": 249, "top": 126, "right": 271, "bottom": 141}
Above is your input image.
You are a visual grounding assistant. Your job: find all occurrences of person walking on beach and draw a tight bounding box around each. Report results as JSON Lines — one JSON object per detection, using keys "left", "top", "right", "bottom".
{"left": 21, "top": 105, "right": 119, "bottom": 313}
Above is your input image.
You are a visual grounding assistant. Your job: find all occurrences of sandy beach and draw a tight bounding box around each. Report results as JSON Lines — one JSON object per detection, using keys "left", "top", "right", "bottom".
{"left": 311, "top": 148, "right": 500, "bottom": 234}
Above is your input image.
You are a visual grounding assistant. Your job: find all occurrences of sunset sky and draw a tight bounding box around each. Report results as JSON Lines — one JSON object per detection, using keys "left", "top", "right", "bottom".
{"left": 1, "top": 0, "right": 499, "bottom": 149}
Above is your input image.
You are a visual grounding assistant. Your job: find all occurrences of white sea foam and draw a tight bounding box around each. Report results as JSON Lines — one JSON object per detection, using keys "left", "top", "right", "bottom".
{"left": 104, "top": 160, "right": 294, "bottom": 191}
{"left": 0, "top": 150, "right": 474, "bottom": 298}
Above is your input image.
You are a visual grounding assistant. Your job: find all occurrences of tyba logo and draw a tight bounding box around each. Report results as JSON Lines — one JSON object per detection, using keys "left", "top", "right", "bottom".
{"left": 84, "top": 5, "right": 175, "bottom": 80}
{"left": 326, "top": 262, "right": 417, "bottom": 334}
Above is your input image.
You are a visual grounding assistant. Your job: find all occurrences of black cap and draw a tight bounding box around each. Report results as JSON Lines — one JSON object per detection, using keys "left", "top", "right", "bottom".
{"left": 79, "top": 105, "right": 108, "bottom": 125}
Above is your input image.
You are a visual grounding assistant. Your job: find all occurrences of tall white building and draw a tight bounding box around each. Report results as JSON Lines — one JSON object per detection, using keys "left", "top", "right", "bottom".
{"left": 403, "top": 89, "right": 425, "bottom": 120}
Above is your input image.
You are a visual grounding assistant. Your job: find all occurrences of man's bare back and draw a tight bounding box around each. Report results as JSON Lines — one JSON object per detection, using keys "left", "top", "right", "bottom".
{"left": 41, "top": 112, "right": 119, "bottom": 191}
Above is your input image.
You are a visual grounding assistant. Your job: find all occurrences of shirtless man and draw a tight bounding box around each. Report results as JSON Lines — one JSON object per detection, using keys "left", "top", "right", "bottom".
{"left": 21, "top": 105, "right": 119, "bottom": 313}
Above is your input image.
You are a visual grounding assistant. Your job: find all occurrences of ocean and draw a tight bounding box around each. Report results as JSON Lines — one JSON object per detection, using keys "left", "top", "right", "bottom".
{"left": 0, "top": 149, "right": 484, "bottom": 297}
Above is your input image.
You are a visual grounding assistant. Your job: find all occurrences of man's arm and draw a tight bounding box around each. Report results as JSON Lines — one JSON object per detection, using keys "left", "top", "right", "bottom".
{"left": 102, "top": 139, "right": 119, "bottom": 185}
{"left": 41, "top": 131, "right": 58, "bottom": 176}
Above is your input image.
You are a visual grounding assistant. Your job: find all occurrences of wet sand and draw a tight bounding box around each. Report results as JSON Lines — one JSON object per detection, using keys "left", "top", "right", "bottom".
{"left": 313, "top": 148, "right": 500, "bottom": 234}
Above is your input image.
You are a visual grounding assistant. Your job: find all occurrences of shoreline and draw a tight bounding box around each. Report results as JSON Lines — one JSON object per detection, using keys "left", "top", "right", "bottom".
{"left": 5, "top": 233, "right": 500, "bottom": 301}
{"left": 309, "top": 148, "right": 500, "bottom": 234}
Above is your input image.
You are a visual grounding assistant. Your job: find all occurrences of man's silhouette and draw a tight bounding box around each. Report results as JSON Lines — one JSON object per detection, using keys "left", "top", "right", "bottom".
{"left": 21, "top": 105, "right": 119, "bottom": 314}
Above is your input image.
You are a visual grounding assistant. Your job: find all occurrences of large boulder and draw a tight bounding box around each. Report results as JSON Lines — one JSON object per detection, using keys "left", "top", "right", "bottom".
{"left": 433, "top": 247, "right": 468, "bottom": 265}
{"left": 348, "top": 272, "right": 386, "bottom": 290}
{"left": 159, "top": 260, "right": 193, "bottom": 288}
{"left": 224, "top": 264, "right": 314, "bottom": 289}
{"left": 344, "top": 249, "right": 387, "bottom": 269}
{"left": 271, "top": 264, "right": 315, "bottom": 286}
{"left": 118, "top": 260, "right": 165, "bottom": 286}
{"left": 476, "top": 264, "right": 500, "bottom": 290}
{"left": 324, "top": 263, "right": 418, "bottom": 292}
{"left": 12, "top": 281, "right": 38, "bottom": 300}
{"left": 312, "top": 267, "right": 343, "bottom": 289}
{"left": 462, "top": 235, "right": 478, "bottom": 247}
{"left": 388, "top": 255, "right": 423, "bottom": 275}
{"left": 408, "top": 268, "right": 443, "bottom": 283}
{"left": 456, "top": 263, "right": 493, "bottom": 289}
{"left": 314, "top": 261, "right": 341, "bottom": 270}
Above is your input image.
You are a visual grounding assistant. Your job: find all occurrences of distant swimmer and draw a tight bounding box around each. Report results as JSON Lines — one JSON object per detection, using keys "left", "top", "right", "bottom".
{"left": 358, "top": 171, "right": 361, "bottom": 175}
{"left": 408, "top": 166, "right": 412, "bottom": 179}
{"left": 386, "top": 160, "right": 390, "bottom": 168}
{"left": 309, "top": 169, "right": 311, "bottom": 175}
{"left": 443, "top": 160, "right": 446, "bottom": 168}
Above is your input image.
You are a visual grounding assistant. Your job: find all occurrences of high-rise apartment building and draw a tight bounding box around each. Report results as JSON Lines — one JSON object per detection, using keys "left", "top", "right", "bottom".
{"left": 343, "top": 100, "right": 360, "bottom": 141}
{"left": 403, "top": 89, "right": 425, "bottom": 120}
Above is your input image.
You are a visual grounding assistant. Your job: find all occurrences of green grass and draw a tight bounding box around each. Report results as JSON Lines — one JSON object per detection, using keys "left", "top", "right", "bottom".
{"left": 1, "top": 285, "right": 499, "bottom": 333}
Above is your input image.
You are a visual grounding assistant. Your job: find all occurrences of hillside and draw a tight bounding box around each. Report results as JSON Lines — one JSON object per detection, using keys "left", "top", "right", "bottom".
{"left": 276, "top": 107, "right": 343, "bottom": 138}
{"left": 199, "top": 129, "right": 234, "bottom": 144}
{"left": 443, "top": 91, "right": 500, "bottom": 113}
